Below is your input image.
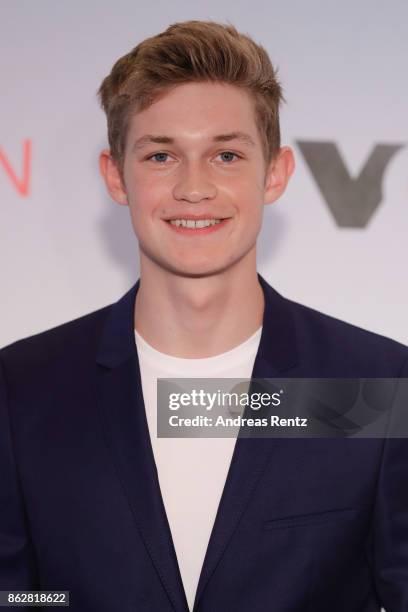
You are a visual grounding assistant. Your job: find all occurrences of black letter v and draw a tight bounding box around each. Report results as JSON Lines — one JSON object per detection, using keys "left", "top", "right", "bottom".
{"left": 297, "top": 141, "right": 403, "bottom": 228}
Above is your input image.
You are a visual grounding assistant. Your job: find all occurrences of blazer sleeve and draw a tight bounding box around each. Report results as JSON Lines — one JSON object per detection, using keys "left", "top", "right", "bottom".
{"left": 0, "top": 355, "right": 40, "bottom": 592}
{"left": 368, "top": 357, "right": 408, "bottom": 611}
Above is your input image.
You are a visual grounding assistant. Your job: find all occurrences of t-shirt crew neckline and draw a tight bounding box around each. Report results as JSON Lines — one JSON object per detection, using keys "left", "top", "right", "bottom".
{"left": 134, "top": 325, "right": 263, "bottom": 374}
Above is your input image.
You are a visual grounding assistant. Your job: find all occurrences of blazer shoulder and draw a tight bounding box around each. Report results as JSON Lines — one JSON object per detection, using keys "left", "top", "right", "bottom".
{"left": 286, "top": 297, "right": 408, "bottom": 375}
{"left": 0, "top": 303, "right": 112, "bottom": 374}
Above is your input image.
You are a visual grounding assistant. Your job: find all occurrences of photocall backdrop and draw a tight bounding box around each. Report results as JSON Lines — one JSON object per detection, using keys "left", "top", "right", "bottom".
{"left": 1, "top": 1, "right": 407, "bottom": 349}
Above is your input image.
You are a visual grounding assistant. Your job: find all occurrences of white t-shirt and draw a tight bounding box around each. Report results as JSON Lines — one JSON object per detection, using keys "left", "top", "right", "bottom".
{"left": 134, "top": 326, "right": 262, "bottom": 611}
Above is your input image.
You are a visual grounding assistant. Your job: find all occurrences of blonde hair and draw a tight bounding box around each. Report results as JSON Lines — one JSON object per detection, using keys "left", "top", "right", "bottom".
{"left": 98, "top": 20, "right": 284, "bottom": 172}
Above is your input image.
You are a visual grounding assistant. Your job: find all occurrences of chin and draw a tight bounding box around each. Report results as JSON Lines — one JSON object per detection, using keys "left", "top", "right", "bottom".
{"left": 167, "top": 260, "right": 238, "bottom": 279}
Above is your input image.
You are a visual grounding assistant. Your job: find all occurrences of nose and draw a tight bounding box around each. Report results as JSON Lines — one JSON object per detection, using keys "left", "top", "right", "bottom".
{"left": 172, "top": 161, "right": 217, "bottom": 203}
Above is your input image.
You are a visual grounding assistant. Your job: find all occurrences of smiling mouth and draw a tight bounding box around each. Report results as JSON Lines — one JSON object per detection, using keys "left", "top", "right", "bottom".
{"left": 166, "top": 218, "right": 227, "bottom": 228}
{"left": 164, "top": 217, "right": 231, "bottom": 233}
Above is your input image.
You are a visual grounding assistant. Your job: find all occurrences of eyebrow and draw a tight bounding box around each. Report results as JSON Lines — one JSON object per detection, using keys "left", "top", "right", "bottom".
{"left": 132, "top": 131, "right": 256, "bottom": 152}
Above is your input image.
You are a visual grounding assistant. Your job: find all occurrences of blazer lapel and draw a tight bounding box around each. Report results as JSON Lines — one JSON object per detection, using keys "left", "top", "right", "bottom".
{"left": 192, "top": 274, "right": 300, "bottom": 610}
{"left": 96, "top": 281, "right": 189, "bottom": 612}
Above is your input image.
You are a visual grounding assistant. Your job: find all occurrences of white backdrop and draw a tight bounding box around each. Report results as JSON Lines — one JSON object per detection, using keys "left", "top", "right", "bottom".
{"left": 1, "top": 0, "right": 407, "bottom": 349}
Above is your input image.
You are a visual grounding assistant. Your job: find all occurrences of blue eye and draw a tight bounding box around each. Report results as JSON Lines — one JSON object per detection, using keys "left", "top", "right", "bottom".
{"left": 149, "top": 152, "right": 169, "bottom": 163}
{"left": 218, "top": 151, "right": 240, "bottom": 163}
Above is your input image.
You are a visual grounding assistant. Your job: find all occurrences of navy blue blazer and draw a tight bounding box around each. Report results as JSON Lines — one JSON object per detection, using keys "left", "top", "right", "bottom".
{"left": 1, "top": 274, "right": 408, "bottom": 611}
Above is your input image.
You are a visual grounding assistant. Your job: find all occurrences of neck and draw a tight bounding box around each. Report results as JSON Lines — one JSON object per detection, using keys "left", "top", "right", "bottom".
{"left": 134, "top": 252, "right": 264, "bottom": 358}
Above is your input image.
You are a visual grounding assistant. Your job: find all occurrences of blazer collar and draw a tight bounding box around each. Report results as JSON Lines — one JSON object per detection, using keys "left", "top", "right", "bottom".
{"left": 96, "top": 279, "right": 140, "bottom": 368}
{"left": 96, "top": 273, "right": 299, "bottom": 374}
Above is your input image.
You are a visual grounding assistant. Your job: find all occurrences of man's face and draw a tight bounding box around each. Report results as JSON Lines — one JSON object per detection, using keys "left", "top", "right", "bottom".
{"left": 103, "top": 81, "right": 293, "bottom": 278}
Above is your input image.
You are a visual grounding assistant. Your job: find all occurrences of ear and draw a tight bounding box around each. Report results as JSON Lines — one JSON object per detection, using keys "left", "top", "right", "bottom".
{"left": 263, "top": 146, "right": 295, "bottom": 205}
{"left": 99, "top": 149, "right": 128, "bottom": 206}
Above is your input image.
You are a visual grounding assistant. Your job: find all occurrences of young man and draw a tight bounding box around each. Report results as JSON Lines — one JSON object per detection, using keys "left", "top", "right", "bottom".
{"left": 1, "top": 20, "right": 407, "bottom": 612}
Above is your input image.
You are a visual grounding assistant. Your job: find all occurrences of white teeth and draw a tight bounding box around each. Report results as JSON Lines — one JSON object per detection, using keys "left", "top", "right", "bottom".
{"left": 169, "top": 218, "right": 223, "bottom": 228}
